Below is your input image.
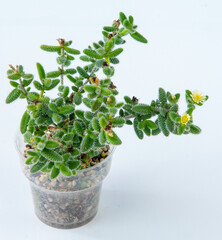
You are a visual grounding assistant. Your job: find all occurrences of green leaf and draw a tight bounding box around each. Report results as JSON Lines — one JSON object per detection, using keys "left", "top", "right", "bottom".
{"left": 108, "top": 48, "right": 123, "bottom": 57}
{"left": 50, "top": 166, "right": 60, "bottom": 179}
{"left": 99, "top": 129, "right": 107, "bottom": 144}
{"left": 92, "top": 99, "right": 102, "bottom": 112}
{"left": 20, "top": 111, "right": 30, "bottom": 134}
{"left": 190, "top": 125, "right": 201, "bottom": 134}
{"left": 65, "top": 68, "right": 77, "bottom": 74}
{"left": 145, "top": 120, "right": 158, "bottom": 129}
{"left": 106, "top": 130, "right": 122, "bottom": 145}
{"left": 80, "top": 56, "right": 91, "bottom": 62}
{"left": 84, "top": 111, "right": 94, "bottom": 121}
{"left": 159, "top": 88, "right": 167, "bottom": 104}
{"left": 166, "top": 117, "right": 175, "bottom": 132}
{"left": 59, "top": 164, "right": 72, "bottom": 177}
{"left": 77, "top": 66, "right": 89, "bottom": 78}
{"left": 83, "top": 49, "right": 103, "bottom": 59}
{"left": 75, "top": 110, "right": 85, "bottom": 120}
{"left": 74, "top": 92, "right": 82, "bottom": 105}
{"left": 124, "top": 96, "right": 133, "bottom": 105}
{"left": 99, "top": 116, "right": 108, "bottom": 128}
{"left": 67, "top": 160, "right": 80, "bottom": 170}
{"left": 41, "top": 149, "right": 63, "bottom": 162}
{"left": 27, "top": 92, "right": 39, "bottom": 101}
{"left": 130, "top": 32, "right": 148, "bottom": 43}
{"left": 33, "top": 81, "right": 44, "bottom": 90}
{"left": 23, "top": 74, "right": 33, "bottom": 80}
{"left": 45, "top": 79, "right": 60, "bottom": 90}
{"left": 59, "top": 105, "right": 74, "bottom": 115}
{"left": 133, "top": 117, "right": 144, "bottom": 139}
{"left": 158, "top": 115, "right": 169, "bottom": 136}
{"left": 64, "top": 46, "right": 80, "bottom": 55}
{"left": 45, "top": 140, "right": 60, "bottom": 149}
{"left": 152, "top": 128, "right": 161, "bottom": 136}
{"left": 40, "top": 45, "right": 61, "bottom": 52}
{"left": 119, "top": 12, "right": 127, "bottom": 24}
{"left": 84, "top": 85, "right": 97, "bottom": 93}
{"left": 144, "top": 125, "right": 151, "bottom": 136}
{"left": 9, "top": 81, "right": 19, "bottom": 87}
{"left": 52, "top": 113, "right": 63, "bottom": 123}
{"left": 80, "top": 135, "right": 94, "bottom": 152}
{"left": 6, "top": 88, "right": 21, "bottom": 104}
{"left": 8, "top": 73, "right": 21, "bottom": 80}
{"left": 30, "top": 161, "right": 47, "bottom": 173}
{"left": 74, "top": 121, "right": 83, "bottom": 135}
{"left": 36, "top": 63, "right": 46, "bottom": 81}
{"left": 169, "top": 112, "right": 181, "bottom": 123}
{"left": 111, "top": 117, "right": 125, "bottom": 126}
{"left": 46, "top": 71, "right": 60, "bottom": 78}
{"left": 92, "top": 117, "right": 101, "bottom": 132}
{"left": 132, "top": 104, "right": 150, "bottom": 115}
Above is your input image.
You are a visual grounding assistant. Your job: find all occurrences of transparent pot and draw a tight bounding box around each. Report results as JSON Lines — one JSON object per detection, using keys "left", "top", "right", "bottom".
{"left": 16, "top": 133, "right": 116, "bottom": 229}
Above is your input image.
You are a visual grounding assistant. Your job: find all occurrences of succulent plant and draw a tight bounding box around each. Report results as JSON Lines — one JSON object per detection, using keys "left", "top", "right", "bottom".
{"left": 6, "top": 12, "right": 208, "bottom": 179}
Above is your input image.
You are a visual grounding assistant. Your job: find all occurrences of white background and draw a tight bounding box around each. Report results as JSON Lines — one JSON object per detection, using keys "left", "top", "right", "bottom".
{"left": 0, "top": 0, "right": 222, "bottom": 239}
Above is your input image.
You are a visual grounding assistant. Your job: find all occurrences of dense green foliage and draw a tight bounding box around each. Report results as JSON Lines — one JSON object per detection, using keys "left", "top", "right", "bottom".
{"left": 6, "top": 12, "right": 208, "bottom": 179}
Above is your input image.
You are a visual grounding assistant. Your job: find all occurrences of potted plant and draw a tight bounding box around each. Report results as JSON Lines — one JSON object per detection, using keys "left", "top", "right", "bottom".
{"left": 6, "top": 12, "right": 208, "bottom": 229}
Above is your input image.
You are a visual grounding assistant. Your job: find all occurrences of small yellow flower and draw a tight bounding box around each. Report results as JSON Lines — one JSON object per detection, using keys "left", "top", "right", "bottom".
{"left": 191, "top": 91, "right": 206, "bottom": 104}
{"left": 171, "top": 95, "right": 176, "bottom": 100}
{"left": 181, "top": 113, "right": 190, "bottom": 125}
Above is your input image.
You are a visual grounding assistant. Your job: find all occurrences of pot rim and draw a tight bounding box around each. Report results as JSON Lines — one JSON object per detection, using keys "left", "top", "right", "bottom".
{"left": 15, "top": 130, "right": 117, "bottom": 175}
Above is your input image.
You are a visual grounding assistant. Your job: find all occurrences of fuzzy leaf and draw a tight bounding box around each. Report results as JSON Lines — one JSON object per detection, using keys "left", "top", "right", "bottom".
{"left": 52, "top": 113, "right": 63, "bottom": 123}
{"left": 6, "top": 88, "right": 21, "bottom": 104}
{"left": 64, "top": 46, "right": 80, "bottom": 55}
{"left": 41, "top": 149, "right": 63, "bottom": 162}
{"left": 50, "top": 166, "right": 60, "bottom": 179}
{"left": 106, "top": 130, "right": 122, "bottom": 145}
{"left": 40, "top": 45, "right": 61, "bottom": 52}
{"left": 133, "top": 117, "right": 144, "bottom": 139}
{"left": 59, "top": 164, "right": 72, "bottom": 177}
{"left": 20, "top": 111, "right": 30, "bottom": 134}
{"left": 59, "top": 105, "right": 74, "bottom": 115}
{"left": 83, "top": 49, "right": 103, "bottom": 59}
{"left": 74, "top": 121, "right": 83, "bottom": 135}
{"left": 158, "top": 115, "right": 169, "bottom": 136}
{"left": 47, "top": 71, "right": 60, "bottom": 78}
{"left": 45, "top": 79, "right": 60, "bottom": 90}
{"left": 145, "top": 120, "right": 158, "bottom": 130}
{"left": 8, "top": 73, "right": 21, "bottom": 80}
{"left": 74, "top": 92, "right": 82, "bottom": 105}
{"left": 159, "top": 88, "right": 167, "bottom": 104}
{"left": 30, "top": 161, "right": 47, "bottom": 173}
{"left": 99, "top": 129, "right": 107, "bottom": 144}
{"left": 130, "top": 32, "right": 148, "bottom": 43}
{"left": 92, "top": 99, "right": 102, "bottom": 112}
{"left": 36, "top": 63, "right": 46, "bottom": 81}
{"left": 33, "top": 81, "right": 44, "bottom": 90}
{"left": 132, "top": 104, "right": 150, "bottom": 115}
{"left": 80, "top": 135, "right": 94, "bottom": 152}
{"left": 169, "top": 112, "right": 181, "bottom": 123}
{"left": 119, "top": 12, "right": 127, "bottom": 24}
{"left": 108, "top": 48, "right": 123, "bottom": 57}
{"left": 92, "top": 117, "right": 101, "bottom": 132}
{"left": 77, "top": 66, "right": 89, "bottom": 78}
{"left": 190, "top": 125, "right": 201, "bottom": 134}
{"left": 45, "top": 140, "right": 60, "bottom": 149}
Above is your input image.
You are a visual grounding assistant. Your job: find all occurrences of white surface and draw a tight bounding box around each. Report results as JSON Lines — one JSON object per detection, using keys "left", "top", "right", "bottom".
{"left": 0, "top": 0, "right": 222, "bottom": 239}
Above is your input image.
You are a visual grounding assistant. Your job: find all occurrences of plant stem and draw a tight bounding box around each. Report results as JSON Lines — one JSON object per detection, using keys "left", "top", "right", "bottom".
{"left": 19, "top": 78, "right": 29, "bottom": 104}
{"left": 78, "top": 65, "right": 98, "bottom": 93}
{"left": 61, "top": 47, "right": 64, "bottom": 85}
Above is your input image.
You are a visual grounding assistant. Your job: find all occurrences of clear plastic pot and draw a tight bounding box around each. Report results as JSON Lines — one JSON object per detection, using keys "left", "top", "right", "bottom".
{"left": 16, "top": 133, "right": 116, "bottom": 229}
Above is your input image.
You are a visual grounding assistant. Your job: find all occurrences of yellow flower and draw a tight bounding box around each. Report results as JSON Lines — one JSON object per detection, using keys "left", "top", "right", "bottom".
{"left": 181, "top": 113, "right": 190, "bottom": 125}
{"left": 191, "top": 91, "right": 206, "bottom": 104}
